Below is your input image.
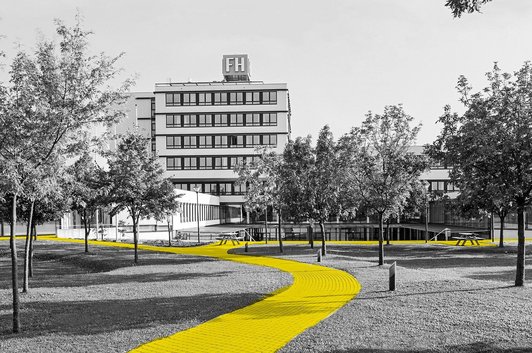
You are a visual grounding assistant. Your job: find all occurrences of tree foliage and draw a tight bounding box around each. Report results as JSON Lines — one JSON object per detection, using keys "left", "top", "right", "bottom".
{"left": 341, "top": 105, "right": 428, "bottom": 265}
{"left": 445, "top": 0, "right": 493, "bottom": 17}
{"left": 430, "top": 62, "right": 532, "bottom": 286}
{"left": 0, "top": 16, "right": 131, "bottom": 333}
{"left": 105, "top": 132, "right": 180, "bottom": 263}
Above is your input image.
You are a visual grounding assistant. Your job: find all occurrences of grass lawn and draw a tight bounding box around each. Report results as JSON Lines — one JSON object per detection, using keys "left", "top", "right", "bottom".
{"left": 2, "top": 238, "right": 532, "bottom": 353}
{"left": 0, "top": 239, "right": 291, "bottom": 353}
{"left": 232, "top": 242, "right": 532, "bottom": 353}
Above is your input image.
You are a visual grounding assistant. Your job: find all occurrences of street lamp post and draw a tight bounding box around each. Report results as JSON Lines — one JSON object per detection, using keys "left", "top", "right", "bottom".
{"left": 192, "top": 187, "right": 200, "bottom": 244}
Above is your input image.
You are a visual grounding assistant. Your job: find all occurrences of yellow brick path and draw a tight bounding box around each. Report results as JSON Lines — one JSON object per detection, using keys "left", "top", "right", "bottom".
{"left": 40, "top": 237, "right": 361, "bottom": 353}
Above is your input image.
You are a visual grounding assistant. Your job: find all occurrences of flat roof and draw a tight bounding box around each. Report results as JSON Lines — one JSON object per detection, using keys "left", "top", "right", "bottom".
{"left": 155, "top": 81, "right": 286, "bottom": 87}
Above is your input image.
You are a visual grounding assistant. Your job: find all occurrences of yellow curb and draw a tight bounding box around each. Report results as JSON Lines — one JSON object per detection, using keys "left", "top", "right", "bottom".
{"left": 40, "top": 237, "right": 361, "bottom": 353}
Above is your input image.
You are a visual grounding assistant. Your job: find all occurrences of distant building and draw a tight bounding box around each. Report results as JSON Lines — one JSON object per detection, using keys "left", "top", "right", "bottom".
{"left": 122, "top": 54, "right": 290, "bottom": 222}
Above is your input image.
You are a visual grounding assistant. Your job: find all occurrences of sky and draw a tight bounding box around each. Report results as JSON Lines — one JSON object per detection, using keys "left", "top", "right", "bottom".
{"left": 1, "top": 0, "right": 532, "bottom": 145}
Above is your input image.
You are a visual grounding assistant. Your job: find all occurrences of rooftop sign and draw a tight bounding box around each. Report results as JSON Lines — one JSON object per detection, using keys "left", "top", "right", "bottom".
{"left": 222, "top": 54, "right": 250, "bottom": 82}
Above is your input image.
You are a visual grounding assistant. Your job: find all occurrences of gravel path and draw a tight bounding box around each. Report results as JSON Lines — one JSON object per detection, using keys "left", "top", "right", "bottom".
{"left": 0, "top": 239, "right": 291, "bottom": 353}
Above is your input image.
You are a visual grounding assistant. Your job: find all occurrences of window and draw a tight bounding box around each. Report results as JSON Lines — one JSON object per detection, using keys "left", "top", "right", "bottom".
{"left": 262, "top": 134, "right": 277, "bottom": 146}
{"left": 245, "top": 91, "right": 261, "bottom": 105}
{"left": 229, "top": 92, "right": 244, "bottom": 105}
{"left": 166, "top": 136, "right": 181, "bottom": 149}
{"left": 198, "top": 114, "right": 212, "bottom": 127}
{"left": 183, "top": 93, "right": 197, "bottom": 106}
{"left": 214, "top": 157, "right": 228, "bottom": 169}
{"left": 214, "top": 135, "right": 228, "bottom": 148}
{"left": 262, "top": 91, "right": 277, "bottom": 104}
{"left": 219, "top": 183, "right": 232, "bottom": 195}
{"left": 198, "top": 157, "right": 213, "bottom": 170}
{"left": 166, "top": 93, "right": 181, "bottom": 106}
{"left": 198, "top": 93, "right": 212, "bottom": 106}
{"left": 228, "top": 135, "right": 244, "bottom": 147}
{"left": 233, "top": 183, "right": 247, "bottom": 195}
{"left": 183, "top": 114, "right": 197, "bottom": 127}
{"left": 167, "top": 157, "right": 181, "bottom": 170}
{"left": 263, "top": 113, "right": 277, "bottom": 126}
{"left": 203, "top": 183, "right": 218, "bottom": 194}
{"left": 166, "top": 114, "right": 181, "bottom": 127}
{"left": 183, "top": 157, "right": 197, "bottom": 170}
{"left": 198, "top": 135, "right": 212, "bottom": 148}
{"left": 183, "top": 135, "right": 197, "bottom": 148}
{"left": 246, "top": 113, "right": 261, "bottom": 126}
{"left": 229, "top": 113, "right": 244, "bottom": 126}
{"left": 214, "top": 92, "right": 227, "bottom": 105}
{"left": 229, "top": 156, "right": 244, "bottom": 168}
{"left": 214, "top": 114, "right": 228, "bottom": 126}
{"left": 247, "top": 155, "right": 261, "bottom": 165}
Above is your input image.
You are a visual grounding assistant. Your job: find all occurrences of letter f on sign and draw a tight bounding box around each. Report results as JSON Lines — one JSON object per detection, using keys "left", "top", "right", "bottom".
{"left": 225, "top": 58, "right": 234, "bottom": 73}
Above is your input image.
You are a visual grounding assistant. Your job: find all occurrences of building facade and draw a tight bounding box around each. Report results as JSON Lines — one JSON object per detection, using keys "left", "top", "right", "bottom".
{"left": 124, "top": 54, "right": 290, "bottom": 213}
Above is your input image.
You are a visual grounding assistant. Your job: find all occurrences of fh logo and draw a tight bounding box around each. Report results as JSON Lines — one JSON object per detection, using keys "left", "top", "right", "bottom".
{"left": 223, "top": 55, "right": 249, "bottom": 76}
{"left": 225, "top": 57, "right": 246, "bottom": 72}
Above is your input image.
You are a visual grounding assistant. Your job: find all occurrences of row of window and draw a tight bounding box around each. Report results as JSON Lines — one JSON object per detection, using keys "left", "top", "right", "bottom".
{"left": 166, "top": 134, "right": 278, "bottom": 149}
{"left": 428, "top": 180, "right": 458, "bottom": 192}
{"left": 165, "top": 91, "right": 277, "bottom": 106}
{"left": 166, "top": 113, "right": 278, "bottom": 128}
{"left": 175, "top": 182, "right": 247, "bottom": 196}
{"left": 180, "top": 202, "right": 220, "bottom": 223}
{"left": 167, "top": 155, "right": 261, "bottom": 171}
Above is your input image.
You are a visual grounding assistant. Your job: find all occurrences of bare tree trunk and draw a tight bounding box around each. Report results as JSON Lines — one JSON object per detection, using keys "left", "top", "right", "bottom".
{"left": 23, "top": 200, "right": 35, "bottom": 293}
{"left": 82, "top": 209, "right": 90, "bottom": 253}
{"left": 10, "top": 193, "right": 20, "bottom": 333}
{"left": 378, "top": 212, "right": 384, "bottom": 266}
{"left": 167, "top": 219, "right": 172, "bottom": 247}
{"left": 319, "top": 221, "right": 326, "bottom": 256}
{"left": 29, "top": 224, "right": 36, "bottom": 278}
{"left": 308, "top": 224, "right": 314, "bottom": 249}
{"left": 278, "top": 209, "right": 283, "bottom": 253}
{"left": 499, "top": 215, "right": 505, "bottom": 248}
{"left": 133, "top": 215, "right": 139, "bottom": 264}
{"left": 386, "top": 219, "right": 390, "bottom": 245}
{"left": 264, "top": 207, "right": 268, "bottom": 244}
{"left": 515, "top": 205, "right": 525, "bottom": 286}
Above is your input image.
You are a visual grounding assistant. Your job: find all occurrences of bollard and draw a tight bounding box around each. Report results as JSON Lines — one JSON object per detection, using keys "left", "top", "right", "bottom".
{"left": 245, "top": 242, "right": 248, "bottom": 252}
{"left": 389, "top": 261, "right": 396, "bottom": 291}
{"left": 317, "top": 250, "right": 321, "bottom": 262}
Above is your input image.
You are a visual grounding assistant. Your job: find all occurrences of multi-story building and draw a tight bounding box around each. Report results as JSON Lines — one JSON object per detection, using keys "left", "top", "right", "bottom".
{"left": 123, "top": 54, "right": 290, "bottom": 221}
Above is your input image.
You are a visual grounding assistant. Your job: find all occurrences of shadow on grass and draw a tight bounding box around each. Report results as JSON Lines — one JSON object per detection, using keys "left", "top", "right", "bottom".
{"left": 357, "top": 284, "right": 514, "bottom": 300}
{"left": 327, "top": 342, "right": 532, "bottom": 352}
{"left": 0, "top": 292, "right": 266, "bottom": 339}
{"left": 0, "top": 241, "right": 216, "bottom": 288}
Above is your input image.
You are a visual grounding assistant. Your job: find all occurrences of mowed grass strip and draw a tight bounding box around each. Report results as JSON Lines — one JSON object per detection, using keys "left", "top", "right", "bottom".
{"left": 0, "top": 238, "right": 291, "bottom": 353}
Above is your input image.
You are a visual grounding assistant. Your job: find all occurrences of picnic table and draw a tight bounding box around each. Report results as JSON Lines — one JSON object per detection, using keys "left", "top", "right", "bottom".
{"left": 452, "top": 232, "right": 483, "bottom": 246}
{"left": 216, "top": 231, "right": 242, "bottom": 245}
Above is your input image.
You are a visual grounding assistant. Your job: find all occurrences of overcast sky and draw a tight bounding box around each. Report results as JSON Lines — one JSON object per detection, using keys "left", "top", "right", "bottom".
{"left": 1, "top": 0, "right": 532, "bottom": 145}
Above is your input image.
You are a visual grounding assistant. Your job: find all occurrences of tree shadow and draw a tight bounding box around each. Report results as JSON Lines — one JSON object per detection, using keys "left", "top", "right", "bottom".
{"left": 326, "top": 341, "right": 532, "bottom": 352}
{"left": 0, "top": 292, "right": 266, "bottom": 339}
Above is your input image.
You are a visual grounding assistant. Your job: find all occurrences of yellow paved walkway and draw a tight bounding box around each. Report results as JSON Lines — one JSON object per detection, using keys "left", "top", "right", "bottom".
{"left": 40, "top": 237, "right": 361, "bottom": 353}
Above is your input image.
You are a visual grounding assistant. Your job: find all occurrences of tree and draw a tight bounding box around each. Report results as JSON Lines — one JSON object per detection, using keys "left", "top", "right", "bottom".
{"left": 342, "top": 105, "right": 427, "bottom": 265}
{"left": 430, "top": 62, "right": 532, "bottom": 286}
{"left": 280, "top": 136, "right": 317, "bottom": 248}
{"left": 446, "top": 0, "right": 493, "bottom": 17}
{"left": 67, "top": 152, "right": 106, "bottom": 253}
{"left": 308, "top": 126, "right": 341, "bottom": 256}
{"left": 235, "top": 148, "right": 285, "bottom": 253}
{"left": 0, "top": 16, "right": 131, "bottom": 333}
{"left": 106, "top": 132, "right": 181, "bottom": 263}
